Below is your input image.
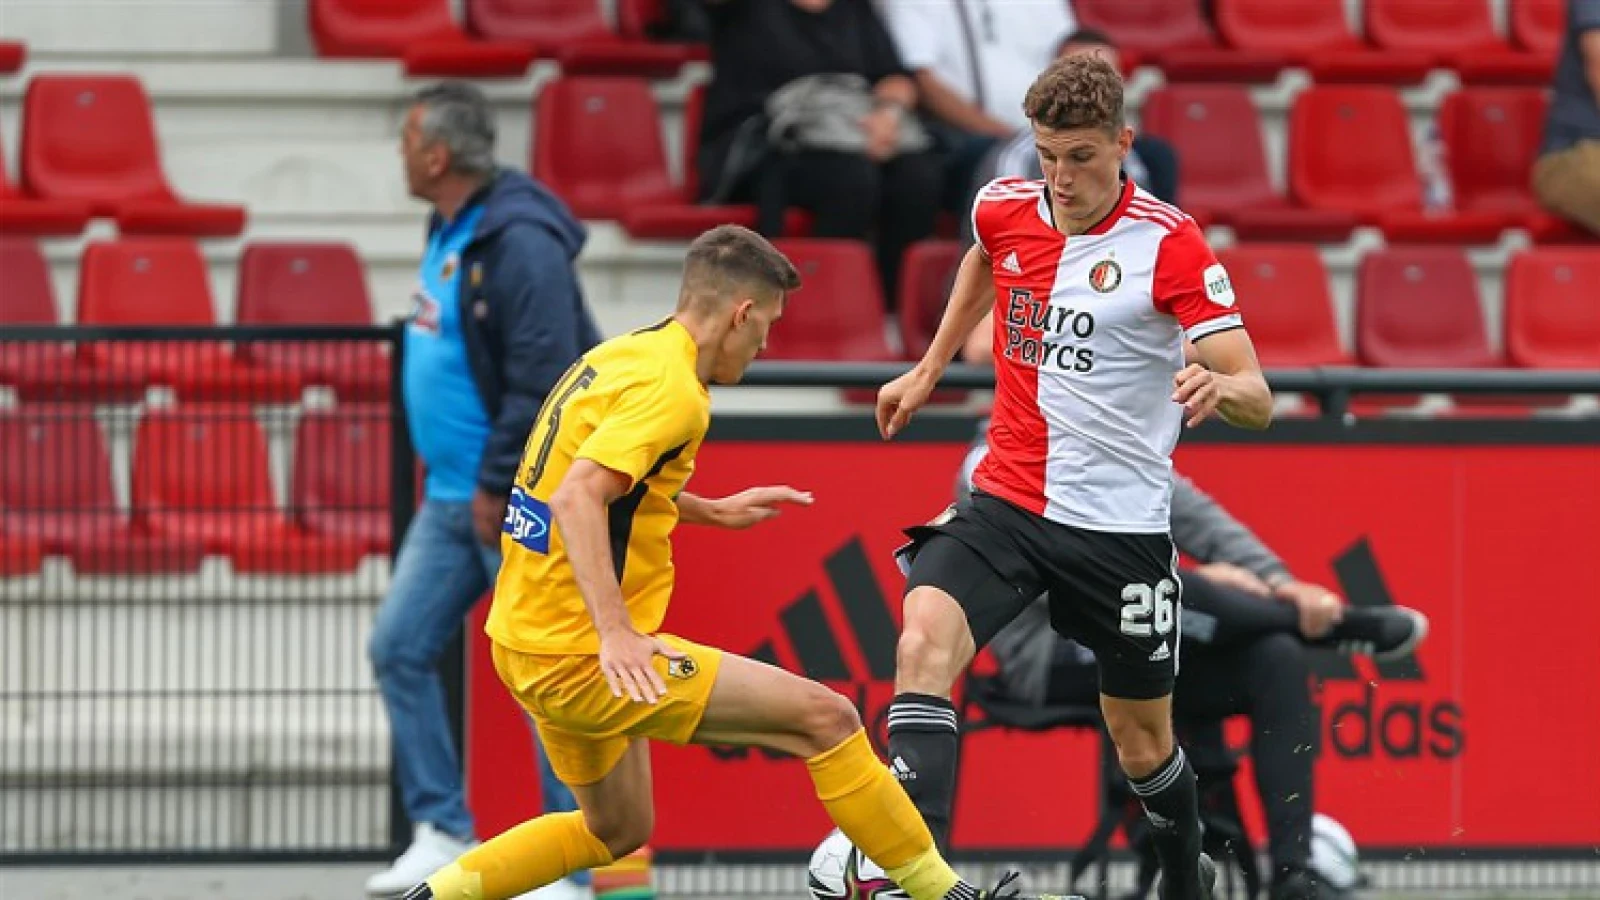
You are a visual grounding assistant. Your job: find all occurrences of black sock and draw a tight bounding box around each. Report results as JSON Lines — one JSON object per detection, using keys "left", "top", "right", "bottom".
{"left": 886, "top": 692, "right": 959, "bottom": 851}
{"left": 1129, "top": 747, "right": 1204, "bottom": 900}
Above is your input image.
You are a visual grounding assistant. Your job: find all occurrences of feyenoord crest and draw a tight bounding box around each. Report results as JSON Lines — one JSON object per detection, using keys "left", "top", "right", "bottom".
{"left": 1088, "top": 258, "right": 1122, "bottom": 293}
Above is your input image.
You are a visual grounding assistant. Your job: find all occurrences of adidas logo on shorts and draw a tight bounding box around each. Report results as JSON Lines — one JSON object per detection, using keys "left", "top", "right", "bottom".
{"left": 1149, "top": 641, "right": 1171, "bottom": 663}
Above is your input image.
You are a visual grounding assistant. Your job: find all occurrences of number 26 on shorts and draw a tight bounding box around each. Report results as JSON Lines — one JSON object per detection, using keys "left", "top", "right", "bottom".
{"left": 1120, "top": 579, "right": 1177, "bottom": 637}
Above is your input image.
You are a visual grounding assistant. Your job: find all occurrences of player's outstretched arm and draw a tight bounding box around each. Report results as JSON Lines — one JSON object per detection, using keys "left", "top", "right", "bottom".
{"left": 878, "top": 243, "right": 993, "bottom": 439}
{"left": 1178, "top": 329, "right": 1273, "bottom": 430}
{"left": 677, "top": 487, "right": 814, "bottom": 529}
{"left": 550, "top": 459, "right": 685, "bottom": 703}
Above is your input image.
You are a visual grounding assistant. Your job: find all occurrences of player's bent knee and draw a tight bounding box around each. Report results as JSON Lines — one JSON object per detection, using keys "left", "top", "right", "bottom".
{"left": 796, "top": 685, "right": 863, "bottom": 757}
{"left": 582, "top": 804, "right": 653, "bottom": 859}
{"left": 895, "top": 622, "right": 960, "bottom": 696}
{"left": 1103, "top": 709, "right": 1174, "bottom": 777}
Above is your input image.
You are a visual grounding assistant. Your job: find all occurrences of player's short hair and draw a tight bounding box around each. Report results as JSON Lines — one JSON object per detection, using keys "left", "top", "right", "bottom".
{"left": 412, "top": 81, "right": 497, "bottom": 177}
{"left": 1023, "top": 53, "right": 1125, "bottom": 136}
{"left": 679, "top": 225, "right": 802, "bottom": 308}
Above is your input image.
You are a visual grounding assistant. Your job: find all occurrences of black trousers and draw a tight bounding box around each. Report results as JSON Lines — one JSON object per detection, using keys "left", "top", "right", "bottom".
{"left": 710, "top": 144, "right": 944, "bottom": 307}
{"left": 1045, "top": 575, "right": 1317, "bottom": 875}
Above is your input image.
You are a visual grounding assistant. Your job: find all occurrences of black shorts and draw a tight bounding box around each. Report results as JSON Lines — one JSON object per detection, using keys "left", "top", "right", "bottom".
{"left": 897, "top": 491, "right": 1182, "bottom": 700}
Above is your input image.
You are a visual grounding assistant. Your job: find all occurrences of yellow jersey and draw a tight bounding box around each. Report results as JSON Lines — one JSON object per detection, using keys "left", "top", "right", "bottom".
{"left": 486, "top": 318, "right": 710, "bottom": 655}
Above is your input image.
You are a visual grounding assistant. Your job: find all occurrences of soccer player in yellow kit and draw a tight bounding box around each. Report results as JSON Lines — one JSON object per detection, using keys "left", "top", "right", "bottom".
{"left": 404, "top": 226, "right": 1053, "bottom": 900}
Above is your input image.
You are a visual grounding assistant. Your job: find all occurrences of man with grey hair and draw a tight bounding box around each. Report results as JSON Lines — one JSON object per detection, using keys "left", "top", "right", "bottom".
{"left": 367, "top": 80, "right": 601, "bottom": 898}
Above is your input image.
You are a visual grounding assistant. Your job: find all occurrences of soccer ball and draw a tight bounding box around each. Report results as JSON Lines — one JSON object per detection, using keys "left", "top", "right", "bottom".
{"left": 1309, "top": 813, "right": 1364, "bottom": 892}
{"left": 808, "top": 829, "right": 911, "bottom": 900}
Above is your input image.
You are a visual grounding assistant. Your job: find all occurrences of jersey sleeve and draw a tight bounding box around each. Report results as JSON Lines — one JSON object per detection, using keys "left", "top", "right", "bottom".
{"left": 1151, "top": 220, "right": 1244, "bottom": 342}
{"left": 576, "top": 368, "right": 700, "bottom": 489}
{"left": 970, "top": 177, "right": 1033, "bottom": 259}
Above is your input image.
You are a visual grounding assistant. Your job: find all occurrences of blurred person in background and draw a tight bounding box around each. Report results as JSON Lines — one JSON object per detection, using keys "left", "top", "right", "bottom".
{"left": 880, "top": 0, "right": 1075, "bottom": 214}
{"left": 961, "top": 27, "right": 1179, "bottom": 249}
{"left": 696, "top": 0, "right": 944, "bottom": 306}
{"left": 1533, "top": 0, "right": 1600, "bottom": 234}
{"left": 366, "top": 81, "right": 608, "bottom": 900}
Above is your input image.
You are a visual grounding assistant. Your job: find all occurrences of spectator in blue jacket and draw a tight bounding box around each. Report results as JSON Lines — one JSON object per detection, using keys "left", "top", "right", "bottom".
{"left": 366, "top": 81, "right": 602, "bottom": 900}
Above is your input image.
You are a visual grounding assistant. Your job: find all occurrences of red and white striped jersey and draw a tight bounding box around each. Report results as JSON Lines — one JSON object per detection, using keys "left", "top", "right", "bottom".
{"left": 970, "top": 176, "right": 1243, "bottom": 532}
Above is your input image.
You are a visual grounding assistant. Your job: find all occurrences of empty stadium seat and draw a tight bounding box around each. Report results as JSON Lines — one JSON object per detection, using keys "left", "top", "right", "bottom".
{"left": 76, "top": 240, "right": 299, "bottom": 400}
{"left": 0, "top": 123, "right": 90, "bottom": 236}
{"left": 533, "top": 77, "right": 677, "bottom": 220}
{"left": 0, "top": 40, "right": 24, "bottom": 74}
{"left": 0, "top": 412, "right": 205, "bottom": 574}
{"left": 310, "top": 0, "right": 534, "bottom": 76}
{"left": 1512, "top": 0, "right": 1566, "bottom": 58}
{"left": 1215, "top": 246, "right": 1349, "bottom": 367}
{"left": 1071, "top": 0, "right": 1286, "bottom": 80}
{"left": 21, "top": 75, "right": 245, "bottom": 236}
{"left": 1505, "top": 249, "right": 1600, "bottom": 369}
{"left": 467, "top": 0, "right": 693, "bottom": 75}
{"left": 1356, "top": 249, "right": 1499, "bottom": 368}
{"left": 1290, "top": 87, "right": 1510, "bottom": 241}
{"left": 1438, "top": 89, "right": 1549, "bottom": 217}
{"left": 132, "top": 407, "right": 366, "bottom": 573}
{"left": 1139, "top": 86, "right": 1357, "bottom": 240}
{"left": 1366, "top": 0, "right": 1553, "bottom": 84}
{"left": 1215, "top": 0, "right": 1432, "bottom": 83}
{"left": 763, "top": 240, "right": 896, "bottom": 362}
{"left": 235, "top": 242, "right": 389, "bottom": 399}
{"left": 292, "top": 409, "right": 393, "bottom": 552}
{"left": 0, "top": 239, "right": 74, "bottom": 398}
{"left": 897, "top": 240, "right": 963, "bottom": 360}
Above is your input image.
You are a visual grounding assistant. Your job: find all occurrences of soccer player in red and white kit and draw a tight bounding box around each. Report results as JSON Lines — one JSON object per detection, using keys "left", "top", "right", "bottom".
{"left": 877, "top": 55, "right": 1273, "bottom": 900}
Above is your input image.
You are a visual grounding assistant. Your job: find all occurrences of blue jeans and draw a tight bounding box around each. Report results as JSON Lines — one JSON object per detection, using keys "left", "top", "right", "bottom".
{"left": 370, "top": 498, "right": 584, "bottom": 865}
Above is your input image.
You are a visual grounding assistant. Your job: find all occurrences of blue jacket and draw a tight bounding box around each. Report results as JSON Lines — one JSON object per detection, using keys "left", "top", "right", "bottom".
{"left": 430, "top": 168, "right": 602, "bottom": 497}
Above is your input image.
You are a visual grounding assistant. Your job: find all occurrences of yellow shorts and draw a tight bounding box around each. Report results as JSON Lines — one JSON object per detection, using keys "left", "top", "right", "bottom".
{"left": 491, "top": 634, "right": 723, "bottom": 786}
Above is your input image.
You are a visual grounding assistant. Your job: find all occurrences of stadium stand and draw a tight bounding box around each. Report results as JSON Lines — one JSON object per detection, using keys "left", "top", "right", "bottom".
{"left": 235, "top": 241, "right": 391, "bottom": 399}
{"left": 310, "top": 0, "right": 536, "bottom": 77}
{"left": 20, "top": 75, "right": 246, "bottom": 235}
{"left": 0, "top": 122, "right": 90, "bottom": 236}
{"left": 1215, "top": 244, "right": 1350, "bottom": 367}
{"left": 1357, "top": 247, "right": 1500, "bottom": 369}
{"left": 1366, "top": 0, "right": 1554, "bottom": 85}
{"left": 761, "top": 239, "right": 897, "bottom": 363}
{"left": 1505, "top": 248, "right": 1600, "bottom": 369}
{"left": 1214, "top": 0, "right": 1433, "bottom": 84}
{"left": 467, "top": 0, "right": 697, "bottom": 76}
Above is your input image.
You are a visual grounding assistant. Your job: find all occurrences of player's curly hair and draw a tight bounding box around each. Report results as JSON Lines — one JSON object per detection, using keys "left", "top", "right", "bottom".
{"left": 680, "top": 224, "right": 801, "bottom": 308}
{"left": 1023, "top": 53, "right": 1124, "bottom": 135}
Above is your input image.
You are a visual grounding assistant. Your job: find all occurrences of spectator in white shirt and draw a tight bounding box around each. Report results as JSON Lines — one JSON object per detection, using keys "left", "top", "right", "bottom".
{"left": 881, "top": 0, "right": 1075, "bottom": 209}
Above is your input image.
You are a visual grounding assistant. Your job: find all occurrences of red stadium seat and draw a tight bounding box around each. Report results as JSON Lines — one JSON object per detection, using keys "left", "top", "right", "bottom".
{"left": 1366, "top": 0, "right": 1552, "bottom": 84}
{"left": 0, "top": 239, "right": 75, "bottom": 398}
{"left": 1505, "top": 249, "right": 1600, "bottom": 369}
{"left": 533, "top": 77, "right": 677, "bottom": 220}
{"left": 1290, "top": 87, "right": 1511, "bottom": 241}
{"left": 467, "top": 0, "right": 692, "bottom": 75}
{"left": 132, "top": 407, "right": 366, "bottom": 573}
{"left": 1438, "top": 89, "right": 1549, "bottom": 217}
{"left": 763, "top": 240, "right": 896, "bottom": 362}
{"left": 0, "top": 412, "right": 206, "bottom": 574}
{"left": 1215, "top": 246, "right": 1348, "bottom": 367}
{"left": 76, "top": 240, "right": 299, "bottom": 401}
{"left": 235, "top": 242, "right": 389, "bottom": 399}
{"left": 0, "top": 40, "right": 24, "bottom": 74}
{"left": 1512, "top": 0, "right": 1567, "bottom": 57}
{"left": 1356, "top": 249, "right": 1499, "bottom": 368}
{"left": 1525, "top": 211, "right": 1600, "bottom": 244}
{"left": 1215, "top": 0, "right": 1432, "bottom": 83}
{"left": 293, "top": 409, "right": 393, "bottom": 553}
{"left": 0, "top": 122, "right": 90, "bottom": 236}
{"left": 1071, "top": 0, "right": 1287, "bottom": 80}
{"left": 897, "top": 240, "right": 963, "bottom": 360}
{"left": 618, "top": 85, "right": 807, "bottom": 238}
{"left": 21, "top": 76, "right": 245, "bottom": 235}
{"left": 1140, "top": 86, "right": 1356, "bottom": 240}
{"left": 310, "top": 0, "right": 534, "bottom": 75}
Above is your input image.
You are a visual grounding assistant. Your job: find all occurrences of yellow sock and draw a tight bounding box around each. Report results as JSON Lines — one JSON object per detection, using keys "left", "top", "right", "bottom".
{"left": 805, "top": 729, "right": 962, "bottom": 900}
{"left": 426, "top": 811, "right": 615, "bottom": 900}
